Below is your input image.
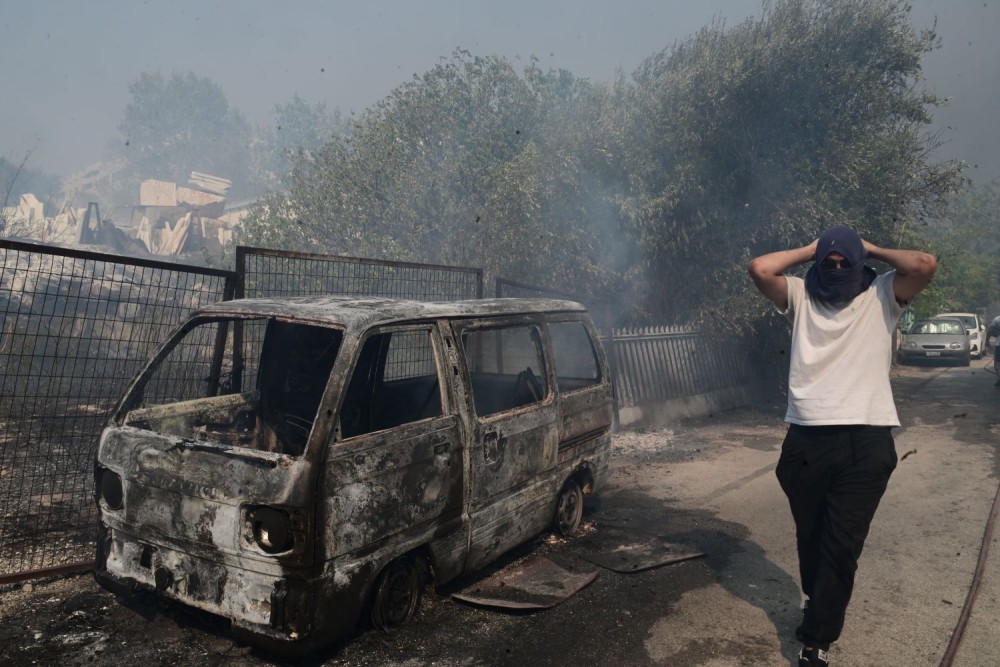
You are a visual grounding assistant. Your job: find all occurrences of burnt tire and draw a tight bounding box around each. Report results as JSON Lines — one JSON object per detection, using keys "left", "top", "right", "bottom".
{"left": 553, "top": 479, "right": 584, "bottom": 536}
{"left": 370, "top": 556, "right": 424, "bottom": 631}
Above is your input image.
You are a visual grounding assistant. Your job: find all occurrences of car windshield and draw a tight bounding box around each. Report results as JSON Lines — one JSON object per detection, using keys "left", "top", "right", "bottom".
{"left": 912, "top": 320, "right": 964, "bottom": 335}
{"left": 120, "top": 316, "right": 343, "bottom": 456}
{"left": 938, "top": 315, "right": 977, "bottom": 329}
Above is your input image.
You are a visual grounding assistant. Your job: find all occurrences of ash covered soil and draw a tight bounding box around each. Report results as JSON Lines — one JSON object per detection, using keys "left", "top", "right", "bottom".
{"left": 0, "top": 402, "right": 787, "bottom": 667}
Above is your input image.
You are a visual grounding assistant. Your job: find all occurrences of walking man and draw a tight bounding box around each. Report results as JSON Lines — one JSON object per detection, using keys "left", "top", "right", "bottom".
{"left": 748, "top": 227, "right": 936, "bottom": 666}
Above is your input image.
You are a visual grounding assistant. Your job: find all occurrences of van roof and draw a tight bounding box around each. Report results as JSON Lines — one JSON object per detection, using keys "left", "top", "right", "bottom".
{"left": 193, "top": 296, "right": 588, "bottom": 330}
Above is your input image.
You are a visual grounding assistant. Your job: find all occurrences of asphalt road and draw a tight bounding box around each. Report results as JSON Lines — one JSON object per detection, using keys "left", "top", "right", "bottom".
{"left": 1, "top": 361, "right": 998, "bottom": 666}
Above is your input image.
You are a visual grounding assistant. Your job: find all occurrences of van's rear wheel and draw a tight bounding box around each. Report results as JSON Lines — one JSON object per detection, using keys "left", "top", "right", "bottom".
{"left": 371, "top": 556, "right": 424, "bottom": 630}
{"left": 553, "top": 479, "right": 584, "bottom": 536}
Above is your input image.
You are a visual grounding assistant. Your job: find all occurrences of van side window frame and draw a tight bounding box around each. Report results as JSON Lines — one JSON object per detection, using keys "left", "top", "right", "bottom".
{"left": 456, "top": 320, "right": 551, "bottom": 420}
{"left": 335, "top": 323, "right": 450, "bottom": 442}
{"left": 546, "top": 318, "right": 603, "bottom": 395}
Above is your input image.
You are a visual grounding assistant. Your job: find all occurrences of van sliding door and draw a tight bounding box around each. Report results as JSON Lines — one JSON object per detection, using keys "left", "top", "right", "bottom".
{"left": 458, "top": 321, "right": 559, "bottom": 572}
{"left": 322, "top": 326, "right": 464, "bottom": 569}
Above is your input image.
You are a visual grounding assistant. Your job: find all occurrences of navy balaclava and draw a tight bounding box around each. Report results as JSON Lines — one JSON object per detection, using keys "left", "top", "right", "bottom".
{"left": 804, "top": 226, "right": 876, "bottom": 303}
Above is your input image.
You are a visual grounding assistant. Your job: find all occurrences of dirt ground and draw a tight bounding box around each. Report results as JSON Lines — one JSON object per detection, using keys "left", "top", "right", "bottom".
{"left": 2, "top": 362, "right": 998, "bottom": 666}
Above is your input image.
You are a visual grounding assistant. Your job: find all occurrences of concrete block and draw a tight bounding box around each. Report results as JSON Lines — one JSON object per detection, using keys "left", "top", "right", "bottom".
{"left": 140, "top": 180, "right": 177, "bottom": 207}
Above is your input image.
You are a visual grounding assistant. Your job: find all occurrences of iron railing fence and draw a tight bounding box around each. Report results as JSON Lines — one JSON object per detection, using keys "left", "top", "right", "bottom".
{"left": 0, "top": 239, "right": 235, "bottom": 583}
{"left": 611, "top": 325, "right": 772, "bottom": 408}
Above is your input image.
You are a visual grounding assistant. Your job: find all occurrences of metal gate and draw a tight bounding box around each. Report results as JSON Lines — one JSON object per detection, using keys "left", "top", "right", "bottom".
{"left": 0, "top": 240, "right": 235, "bottom": 583}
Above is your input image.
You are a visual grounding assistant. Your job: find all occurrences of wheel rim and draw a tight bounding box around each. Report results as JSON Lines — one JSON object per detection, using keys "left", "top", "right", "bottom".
{"left": 373, "top": 561, "right": 420, "bottom": 629}
{"left": 555, "top": 482, "right": 583, "bottom": 535}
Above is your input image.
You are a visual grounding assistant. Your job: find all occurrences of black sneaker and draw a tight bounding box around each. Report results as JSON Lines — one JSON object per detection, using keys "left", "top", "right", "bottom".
{"left": 799, "top": 647, "right": 830, "bottom": 666}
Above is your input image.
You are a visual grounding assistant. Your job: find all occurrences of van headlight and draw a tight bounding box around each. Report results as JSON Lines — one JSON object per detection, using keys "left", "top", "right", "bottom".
{"left": 949, "top": 342, "right": 964, "bottom": 350}
{"left": 97, "top": 467, "right": 124, "bottom": 511}
{"left": 244, "top": 507, "right": 294, "bottom": 554}
{"left": 903, "top": 341, "right": 917, "bottom": 349}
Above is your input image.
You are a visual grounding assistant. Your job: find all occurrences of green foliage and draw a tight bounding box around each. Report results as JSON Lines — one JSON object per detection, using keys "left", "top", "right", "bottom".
{"left": 910, "top": 180, "right": 1000, "bottom": 317}
{"left": 619, "top": 0, "right": 963, "bottom": 325}
{"left": 238, "top": 51, "right": 634, "bottom": 297}
{"left": 251, "top": 95, "right": 350, "bottom": 190}
{"left": 239, "top": 1, "right": 963, "bottom": 330}
{"left": 111, "top": 71, "right": 253, "bottom": 205}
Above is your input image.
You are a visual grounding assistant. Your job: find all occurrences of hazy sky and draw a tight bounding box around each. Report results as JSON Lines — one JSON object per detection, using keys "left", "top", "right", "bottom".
{"left": 2, "top": 0, "right": 998, "bottom": 182}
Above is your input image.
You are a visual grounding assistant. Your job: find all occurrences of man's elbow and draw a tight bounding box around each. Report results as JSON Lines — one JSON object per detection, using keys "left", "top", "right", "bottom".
{"left": 915, "top": 252, "right": 937, "bottom": 279}
{"left": 747, "top": 257, "right": 766, "bottom": 281}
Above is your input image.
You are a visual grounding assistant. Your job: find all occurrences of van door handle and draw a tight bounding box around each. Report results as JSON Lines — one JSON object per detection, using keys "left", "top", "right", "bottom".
{"left": 482, "top": 430, "right": 505, "bottom": 464}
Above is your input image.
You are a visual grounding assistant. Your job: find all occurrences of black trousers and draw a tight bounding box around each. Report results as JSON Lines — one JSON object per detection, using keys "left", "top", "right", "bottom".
{"left": 775, "top": 424, "right": 897, "bottom": 649}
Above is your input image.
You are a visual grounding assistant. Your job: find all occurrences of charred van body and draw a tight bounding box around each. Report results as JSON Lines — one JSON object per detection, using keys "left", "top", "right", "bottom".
{"left": 94, "top": 296, "right": 612, "bottom": 654}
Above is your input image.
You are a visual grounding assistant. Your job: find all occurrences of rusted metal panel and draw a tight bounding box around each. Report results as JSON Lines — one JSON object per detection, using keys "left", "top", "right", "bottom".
{"left": 452, "top": 555, "right": 598, "bottom": 609}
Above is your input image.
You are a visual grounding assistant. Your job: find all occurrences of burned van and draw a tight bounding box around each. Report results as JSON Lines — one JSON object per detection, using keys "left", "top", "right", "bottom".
{"left": 94, "top": 296, "right": 612, "bottom": 653}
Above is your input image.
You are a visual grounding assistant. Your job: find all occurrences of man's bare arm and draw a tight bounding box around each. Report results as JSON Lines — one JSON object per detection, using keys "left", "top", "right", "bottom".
{"left": 863, "top": 241, "right": 936, "bottom": 304}
{"left": 748, "top": 240, "right": 818, "bottom": 309}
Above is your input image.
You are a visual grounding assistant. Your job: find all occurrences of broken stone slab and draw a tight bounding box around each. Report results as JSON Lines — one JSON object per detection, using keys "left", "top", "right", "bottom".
{"left": 139, "top": 180, "right": 177, "bottom": 207}
{"left": 177, "top": 187, "right": 225, "bottom": 218}
{"left": 188, "top": 171, "right": 231, "bottom": 196}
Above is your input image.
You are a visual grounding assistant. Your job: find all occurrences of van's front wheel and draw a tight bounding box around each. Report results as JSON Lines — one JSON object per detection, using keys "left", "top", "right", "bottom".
{"left": 553, "top": 479, "right": 584, "bottom": 536}
{"left": 370, "top": 556, "right": 425, "bottom": 630}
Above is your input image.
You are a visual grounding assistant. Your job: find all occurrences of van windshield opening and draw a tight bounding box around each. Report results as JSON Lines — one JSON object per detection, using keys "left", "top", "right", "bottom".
{"left": 120, "top": 317, "right": 342, "bottom": 456}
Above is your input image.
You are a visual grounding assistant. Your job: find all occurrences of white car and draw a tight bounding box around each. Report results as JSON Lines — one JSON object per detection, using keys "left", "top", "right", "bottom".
{"left": 933, "top": 312, "right": 985, "bottom": 358}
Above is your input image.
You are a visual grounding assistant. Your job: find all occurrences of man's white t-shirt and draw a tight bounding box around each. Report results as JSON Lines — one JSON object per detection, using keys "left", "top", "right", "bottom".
{"left": 782, "top": 271, "right": 904, "bottom": 426}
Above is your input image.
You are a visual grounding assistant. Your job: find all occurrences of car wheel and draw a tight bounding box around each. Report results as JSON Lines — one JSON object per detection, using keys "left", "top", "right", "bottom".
{"left": 370, "top": 556, "right": 425, "bottom": 630}
{"left": 552, "top": 479, "right": 584, "bottom": 536}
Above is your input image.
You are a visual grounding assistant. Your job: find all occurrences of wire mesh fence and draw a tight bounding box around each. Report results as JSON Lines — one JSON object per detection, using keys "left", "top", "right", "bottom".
{"left": 237, "top": 246, "right": 484, "bottom": 300}
{"left": 0, "top": 239, "right": 235, "bottom": 582}
{"left": 1, "top": 240, "right": 775, "bottom": 583}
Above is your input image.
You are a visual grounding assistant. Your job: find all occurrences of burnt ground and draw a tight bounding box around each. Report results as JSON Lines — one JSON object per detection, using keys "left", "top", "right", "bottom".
{"left": 0, "top": 405, "right": 783, "bottom": 667}
{"left": 2, "top": 362, "right": 999, "bottom": 666}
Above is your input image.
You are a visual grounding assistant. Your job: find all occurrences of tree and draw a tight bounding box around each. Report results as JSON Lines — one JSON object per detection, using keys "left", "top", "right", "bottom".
{"left": 111, "top": 71, "right": 253, "bottom": 205}
{"left": 617, "top": 0, "right": 963, "bottom": 326}
{"left": 238, "top": 51, "right": 632, "bottom": 297}
{"left": 250, "top": 95, "right": 350, "bottom": 190}
{"left": 1, "top": 154, "right": 61, "bottom": 213}
{"left": 0, "top": 152, "right": 61, "bottom": 237}
{"left": 240, "top": 1, "right": 965, "bottom": 330}
{"left": 911, "top": 180, "right": 1000, "bottom": 317}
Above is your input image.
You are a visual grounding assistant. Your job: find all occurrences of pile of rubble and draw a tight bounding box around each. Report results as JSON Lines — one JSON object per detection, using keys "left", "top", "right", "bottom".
{"left": 130, "top": 172, "right": 241, "bottom": 256}
{"left": 2, "top": 171, "right": 249, "bottom": 260}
